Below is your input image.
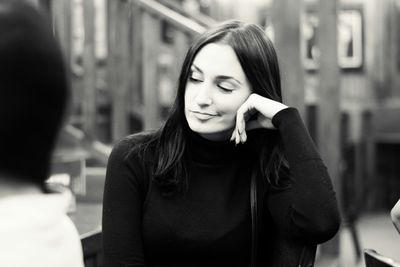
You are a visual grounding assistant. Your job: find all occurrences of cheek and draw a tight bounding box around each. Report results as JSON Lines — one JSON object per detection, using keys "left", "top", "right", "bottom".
{"left": 218, "top": 93, "right": 251, "bottom": 117}
{"left": 220, "top": 104, "right": 240, "bottom": 118}
{"left": 184, "top": 85, "right": 195, "bottom": 107}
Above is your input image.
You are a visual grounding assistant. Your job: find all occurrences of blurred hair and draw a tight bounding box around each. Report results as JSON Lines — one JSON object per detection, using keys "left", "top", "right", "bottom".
{"left": 139, "top": 20, "right": 289, "bottom": 196}
{"left": 0, "top": 0, "right": 69, "bottom": 185}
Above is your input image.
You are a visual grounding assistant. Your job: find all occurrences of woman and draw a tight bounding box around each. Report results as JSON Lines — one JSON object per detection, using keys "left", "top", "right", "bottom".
{"left": 102, "top": 20, "right": 341, "bottom": 266}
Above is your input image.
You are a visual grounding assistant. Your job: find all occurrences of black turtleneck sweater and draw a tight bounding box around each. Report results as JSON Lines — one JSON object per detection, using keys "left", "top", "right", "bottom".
{"left": 102, "top": 108, "right": 340, "bottom": 267}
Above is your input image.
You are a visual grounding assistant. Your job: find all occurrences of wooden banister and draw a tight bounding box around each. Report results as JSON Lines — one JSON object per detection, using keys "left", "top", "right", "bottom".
{"left": 82, "top": 0, "right": 97, "bottom": 136}
{"left": 108, "top": 0, "right": 131, "bottom": 140}
{"left": 141, "top": 11, "right": 162, "bottom": 130}
{"left": 157, "top": 0, "right": 216, "bottom": 28}
{"left": 132, "top": 0, "right": 206, "bottom": 36}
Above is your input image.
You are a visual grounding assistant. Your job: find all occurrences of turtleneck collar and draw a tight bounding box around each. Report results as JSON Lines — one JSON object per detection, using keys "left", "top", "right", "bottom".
{"left": 185, "top": 128, "right": 264, "bottom": 165}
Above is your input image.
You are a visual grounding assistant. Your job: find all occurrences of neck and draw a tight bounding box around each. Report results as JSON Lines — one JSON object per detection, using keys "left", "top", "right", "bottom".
{"left": 0, "top": 175, "right": 43, "bottom": 199}
{"left": 198, "top": 128, "right": 234, "bottom": 141}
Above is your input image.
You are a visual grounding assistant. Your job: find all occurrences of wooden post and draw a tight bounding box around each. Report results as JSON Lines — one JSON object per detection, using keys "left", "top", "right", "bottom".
{"left": 108, "top": 0, "right": 130, "bottom": 141}
{"left": 49, "top": 0, "right": 74, "bottom": 119}
{"left": 130, "top": 2, "right": 143, "bottom": 122}
{"left": 107, "top": 0, "right": 117, "bottom": 135}
{"left": 82, "top": 0, "right": 97, "bottom": 136}
{"left": 385, "top": 0, "right": 398, "bottom": 99}
{"left": 363, "top": 111, "right": 374, "bottom": 210}
{"left": 272, "top": 0, "right": 304, "bottom": 115}
{"left": 68, "top": 0, "right": 83, "bottom": 125}
{"left": 172, "top": 29, "right": 189, "bottom": 95}
{"left": 142, "top": 12, "right": 161, "bottom": 130}
{"left": 50, "top": 0, "right": 72, "bottom": 61}
{"left": 317, "top": 0, "right": 341, "bottom": 260}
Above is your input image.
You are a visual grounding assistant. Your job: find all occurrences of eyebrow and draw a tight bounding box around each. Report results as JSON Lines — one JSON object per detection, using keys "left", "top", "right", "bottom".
{"left": 191, "top": 64, "right": 243, "bottom": 85}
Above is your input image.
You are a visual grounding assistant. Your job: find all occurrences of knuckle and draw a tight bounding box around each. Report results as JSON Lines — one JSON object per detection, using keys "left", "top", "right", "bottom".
{"left": 249, "top": 93, "right": 257, "bottom": 101}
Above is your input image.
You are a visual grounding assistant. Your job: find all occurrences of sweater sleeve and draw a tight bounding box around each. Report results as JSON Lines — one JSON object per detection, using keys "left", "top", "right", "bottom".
{"left": 267, "top": 107, "right": 341, "bottom": 244}
{"left": 102, "top": 138, "right": 146, "bottom": 266}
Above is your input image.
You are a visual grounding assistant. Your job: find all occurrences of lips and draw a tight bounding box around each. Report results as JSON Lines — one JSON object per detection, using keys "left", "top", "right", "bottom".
{"left": 189, "top": 110, "right": 218, "bottom": 120}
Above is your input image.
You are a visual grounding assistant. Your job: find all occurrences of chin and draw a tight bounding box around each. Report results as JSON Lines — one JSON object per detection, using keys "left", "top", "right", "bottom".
{"left": 187, "top": 120, "right": 233, "bottom": 140}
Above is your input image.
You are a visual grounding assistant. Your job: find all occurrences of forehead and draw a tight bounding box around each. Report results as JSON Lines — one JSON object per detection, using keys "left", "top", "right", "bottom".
{"left": 192, "top": 43, "right": 246, "bottom": 81}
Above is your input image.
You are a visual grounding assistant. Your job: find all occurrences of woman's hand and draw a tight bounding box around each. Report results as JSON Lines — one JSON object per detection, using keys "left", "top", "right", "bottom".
{"left": 230, "top": 93, "right": 288, "bottom": 144}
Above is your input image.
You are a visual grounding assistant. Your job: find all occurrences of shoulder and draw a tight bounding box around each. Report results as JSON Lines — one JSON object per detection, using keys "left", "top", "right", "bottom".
{"left": 106, "top": 131, "right": 157, "bottom": 191}
{"left": 110, "top": 130, "right": 157, "bottom": 163}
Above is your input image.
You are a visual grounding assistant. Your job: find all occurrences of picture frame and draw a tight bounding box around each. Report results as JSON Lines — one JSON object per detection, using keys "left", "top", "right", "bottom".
{"left": 302, "top": 8, "right": 363, "bottom": 70}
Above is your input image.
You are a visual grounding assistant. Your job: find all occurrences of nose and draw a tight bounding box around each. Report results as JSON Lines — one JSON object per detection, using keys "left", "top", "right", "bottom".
{"left": 194, "top": 84, "right": 212, "bottom": 106}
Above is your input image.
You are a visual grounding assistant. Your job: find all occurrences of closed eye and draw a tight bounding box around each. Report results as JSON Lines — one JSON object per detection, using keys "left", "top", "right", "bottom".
{"left": 218, "top": 81, "right": 235, "bottom": 93}
{"left": 189, "top": 76, "right": 203, "bottom": 83}
{"left": 189, "top": 69, "right": 203, "bottom": 83}
{"left": 218, "top": 86, "right": 233, "bottom": 93}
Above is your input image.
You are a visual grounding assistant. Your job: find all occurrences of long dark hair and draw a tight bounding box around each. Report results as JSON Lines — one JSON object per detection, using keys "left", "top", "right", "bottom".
{"left": 140, "top": 20, "right": 289, "bottom": 196}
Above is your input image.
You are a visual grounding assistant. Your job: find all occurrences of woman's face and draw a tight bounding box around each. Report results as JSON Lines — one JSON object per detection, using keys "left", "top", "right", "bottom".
{"left": 184, "top": 43, "right": 252, "bottom": 141}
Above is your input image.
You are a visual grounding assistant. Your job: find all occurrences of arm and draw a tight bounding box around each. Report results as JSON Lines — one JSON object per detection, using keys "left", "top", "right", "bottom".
{"left": 102, "top": 138, "right": 146, "bottom": 266}
{"left": 268, "top": 108, "right": 341, "bottom": 243}
{"left": 233, "top": 94, "right": 340, "bottom": 244}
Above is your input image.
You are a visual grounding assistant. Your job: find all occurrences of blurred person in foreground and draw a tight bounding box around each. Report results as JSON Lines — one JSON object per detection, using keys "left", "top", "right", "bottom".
{"left": 103, "top": 20, "right": 341, "bottom": 266}
{"left": 391, "top": 199, "right": 400, "bottom": 233}
{"left": 0, "top": 1, "right": 84, "bottom": 266}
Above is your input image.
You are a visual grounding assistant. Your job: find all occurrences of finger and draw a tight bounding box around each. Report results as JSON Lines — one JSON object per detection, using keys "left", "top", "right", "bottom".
{"left": 237, "top": 99, "right": 254, "bottom": 144}
{"left": 236, "top": 100, "right": 250, "bottom": 132}
{"left": 241, "top": 129, "right": 247, "bottom": 143}
{"left": 241, "top": 117, "right": 246, "bottom": 134}
{"left": 230, "top": 129, "right": 236, "bottom": 142}
{"left": 236, "top": 110, "right": 245, "bottom": 145}
{"left": 239, "top": 118, "right": 247, "bottom": 143}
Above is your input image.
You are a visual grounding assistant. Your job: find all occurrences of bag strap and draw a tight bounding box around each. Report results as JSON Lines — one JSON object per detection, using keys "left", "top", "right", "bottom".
{"left": 250, "top": 168, "right": 258, "bottom": 267}
{"left": 298, "top": 245, "right": 317, "bottom": 267}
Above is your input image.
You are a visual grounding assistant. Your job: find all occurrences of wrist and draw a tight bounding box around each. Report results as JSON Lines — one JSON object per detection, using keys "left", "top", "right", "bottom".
{"left": 273, "top": 103, "right": 289, "bottom": 117}
{"left": 252, "top": 94, "right": 288, "bottom": 118}
{"left": 271, "top": 107, "right": 299, "bottom": 128}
